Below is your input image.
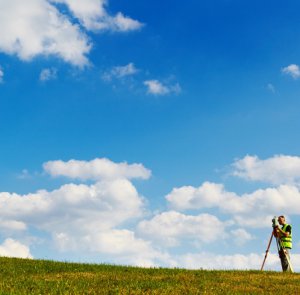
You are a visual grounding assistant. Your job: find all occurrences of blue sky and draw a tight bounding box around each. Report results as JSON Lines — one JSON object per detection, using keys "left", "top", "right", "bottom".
{"left": 1, "top": 0, "right": 300, "bottom": 270}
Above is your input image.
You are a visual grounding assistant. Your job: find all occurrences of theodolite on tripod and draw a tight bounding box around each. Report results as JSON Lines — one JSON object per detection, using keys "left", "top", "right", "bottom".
{"left": 261, "top": 216, "right": 293, "bottom": 272}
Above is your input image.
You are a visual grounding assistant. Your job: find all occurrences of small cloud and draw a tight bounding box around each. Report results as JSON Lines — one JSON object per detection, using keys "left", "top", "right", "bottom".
{"left": 0, "top": 67, "right": 4, "bottom": 83}
{"left": 144, "top": 79, "right": 181, "bottom": 96}
{"left": 112, "top": 12, "right": 144, "bottom": 32}
{"left": 39, "top": 68, "right": 57, "bottom": 82}
{"left": 267, "top": 83, "right": 275, "bottom": 93}
{"left": 17, "top": 169, "right": 32, "bottom": 180}
{"left": 102, "top": 63, "right": 139, "bottom": 81}
{"left": 282, "top": 64, "right": 300, "bottom": 79}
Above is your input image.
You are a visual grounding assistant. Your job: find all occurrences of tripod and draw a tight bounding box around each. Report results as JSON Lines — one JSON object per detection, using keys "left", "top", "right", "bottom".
{"left": 261, "top": 229, "right": 294, "bottom": 272}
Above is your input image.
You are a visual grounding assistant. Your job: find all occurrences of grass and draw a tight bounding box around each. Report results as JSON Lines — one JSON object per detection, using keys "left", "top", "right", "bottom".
{"left": 0, "top": 257, "right": 299, "bottom": 294}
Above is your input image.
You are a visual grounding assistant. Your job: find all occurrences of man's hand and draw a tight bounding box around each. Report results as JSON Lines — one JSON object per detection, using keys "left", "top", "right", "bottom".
{"left": 273, "top": 228, "right": 279, "bottom": 237}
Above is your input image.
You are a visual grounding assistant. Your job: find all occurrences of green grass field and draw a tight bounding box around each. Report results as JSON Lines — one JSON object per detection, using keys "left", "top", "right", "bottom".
{"left": 0, "top": 257, "right": 299, "bottom": 294}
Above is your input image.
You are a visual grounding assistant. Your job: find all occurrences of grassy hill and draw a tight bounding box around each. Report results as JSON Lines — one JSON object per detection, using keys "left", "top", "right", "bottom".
{"left": 0, "top": 257, "right": 299, "bottom": 294}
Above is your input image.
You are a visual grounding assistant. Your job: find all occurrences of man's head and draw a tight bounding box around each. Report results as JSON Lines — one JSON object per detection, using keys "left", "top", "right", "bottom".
{"left": 278, "top": 215, "right": 286, "bottom": 225}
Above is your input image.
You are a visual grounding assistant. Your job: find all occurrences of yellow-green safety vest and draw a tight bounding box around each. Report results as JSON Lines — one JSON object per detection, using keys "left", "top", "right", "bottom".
{"left": 281, "top": 223, "right": 292, "bottom": 249}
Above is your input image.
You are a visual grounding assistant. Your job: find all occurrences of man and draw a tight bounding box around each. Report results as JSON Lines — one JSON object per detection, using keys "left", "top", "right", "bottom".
{"left": 274, "top": 215, "right": 292, "bottom": 272}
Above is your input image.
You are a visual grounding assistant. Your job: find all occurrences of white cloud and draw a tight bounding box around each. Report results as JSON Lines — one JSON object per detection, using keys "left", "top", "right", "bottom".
{"left": 50, "top": 0, "right": 143, "bottom": 32}
{"left": 0, "top": 0, "right": 91, "bottom": 67}
{"left": 232, "top": 155, "right": 300, "bottom": 185}
{"left": 144, "top": 80, "right": 169, "bottom": 95}
{"left": 77, "top": 229, "right": 169, "bottom": 267}
{"left": 3, "top": 155, "right": 300, "bottom": 269}
{"left": 0, "top": 239, "right": 33, "bottom": 259}
{"left": 0, "top": 179, "right": 144, "bottom": 233}
{"left": 0, "top": 0, "right": 142, "bottom": 66}
{"left": 43, "top": 158, "right": 151, "bottom": 180}
{"left": 0, "top": 220, "right": 27, "bottom": 231}
{"left": 102, "top": 63, "right": 139, "bottom": 81}
{"left": 166, "top": 182, "right": 230, "bottom": 211}
{"left": 112, "top": 12, "right": 143, "bottom": 32}
{"left": 0, "top": 178, "right": 162, "bottom": 264}
{"left": 0, "top": 155, "right": 167, "bottom": 266}
{"left": 137, "top": 211, "right": 226, "bottom": 247}
{"left": 230, "top": 228, "right": 253, "bottom": 246}
{"left": 39, "top": 67, "right": 57, "bottom": 81}
{"left": 282, "top": 64, "right": 300, "bottom": 79}
{"left": 166, "top": 181, "right": 300, "bottom": 227}
{"left": 144, "top": 80, "right": 181, "bottom": 96}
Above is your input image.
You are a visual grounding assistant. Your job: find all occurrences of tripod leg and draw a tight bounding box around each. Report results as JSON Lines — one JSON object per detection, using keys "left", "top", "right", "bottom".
{"left": 261, "top": 232, "right": 274, "bottom": 271}
{"left": 278, "top": 239, "right": 294, "bottom": 273}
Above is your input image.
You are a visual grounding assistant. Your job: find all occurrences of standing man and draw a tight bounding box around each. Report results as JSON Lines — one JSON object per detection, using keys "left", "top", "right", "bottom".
{"left": 274, "top": 215, "right": 292, "bottom": 272}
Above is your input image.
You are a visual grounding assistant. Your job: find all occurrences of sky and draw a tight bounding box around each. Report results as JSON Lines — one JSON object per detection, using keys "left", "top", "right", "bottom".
{"left": 1, "top": 0, "right": 300, "bottom": 271}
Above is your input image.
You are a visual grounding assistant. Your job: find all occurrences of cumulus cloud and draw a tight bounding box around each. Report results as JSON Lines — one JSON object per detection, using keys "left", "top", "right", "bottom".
{"left": 43, "top": 158, "right": 151, "bottom": 180}
{"left": 0, "top": 177, "right": 162, "bottom": 265}
{"left": 166, "top": 181, "right": 300, "bottom": 227}
{"left": 2, "top": 154, "right": 299, "bottom": 269}
{"left": 0, "top": 179, "right": 144, "bottom": 233}
{"left": 102, "top": 63, "right": 139, "bottom": 81}
{"left": 137, "top": 211, "right": 226, "bottom": 247}
{"left": 0, "top": 239, "right": 33, "bottom": 259}
{"left": 232, "top": 155, "right": 300, "bottom": 185}
{"left": 166, "top": 182, "right": 231, "bottom": 211}
{"left": 39, "top": 67, "right": 57, "bottom": 81}
{"left": 0, "top": 0, "right": 142, "bottom": 66}
{"left": 282, "top": 64, "right": 300, "bottom": 79}
{"left": 0, "top": 0, "right": 91, "bottom": 67}
{"left": 0, "top": 157, "right": 170, "bottom": 266}
{"left": 54, "top": 229, "right": 170, "bottom": 267}
{"left": 50, "top": 0, "right": 143, "bottom": 32}
{"left": 144, "top": 80, "right": 181, "bottom": 96}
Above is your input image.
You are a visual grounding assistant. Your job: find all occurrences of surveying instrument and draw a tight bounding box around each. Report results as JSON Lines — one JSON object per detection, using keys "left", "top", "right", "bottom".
{"left": 261, "top": 216, "right": 294, "bottom": 272}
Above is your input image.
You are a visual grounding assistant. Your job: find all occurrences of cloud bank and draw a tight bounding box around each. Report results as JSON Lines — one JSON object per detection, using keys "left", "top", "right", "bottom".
{"left": 1, "top": 154, "right": 300, "bottom": 269}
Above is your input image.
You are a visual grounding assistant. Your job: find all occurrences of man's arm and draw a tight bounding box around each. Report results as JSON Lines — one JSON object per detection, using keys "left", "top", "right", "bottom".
{"left": 273, "top": 226, "right": 290, "bottom": 238}
{"left": 279, "top": 229, "right": 290, "bottom": 237}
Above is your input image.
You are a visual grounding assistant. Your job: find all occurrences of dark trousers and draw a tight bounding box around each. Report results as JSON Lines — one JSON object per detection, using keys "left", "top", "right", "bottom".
{"left": 279, "top": 248, "right": 291, "bottom": 272}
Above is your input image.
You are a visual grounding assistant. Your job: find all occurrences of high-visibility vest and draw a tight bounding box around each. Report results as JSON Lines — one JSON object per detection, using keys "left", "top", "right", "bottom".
{"left": 281, "top": 224, "right": 292, "bottom": 249}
